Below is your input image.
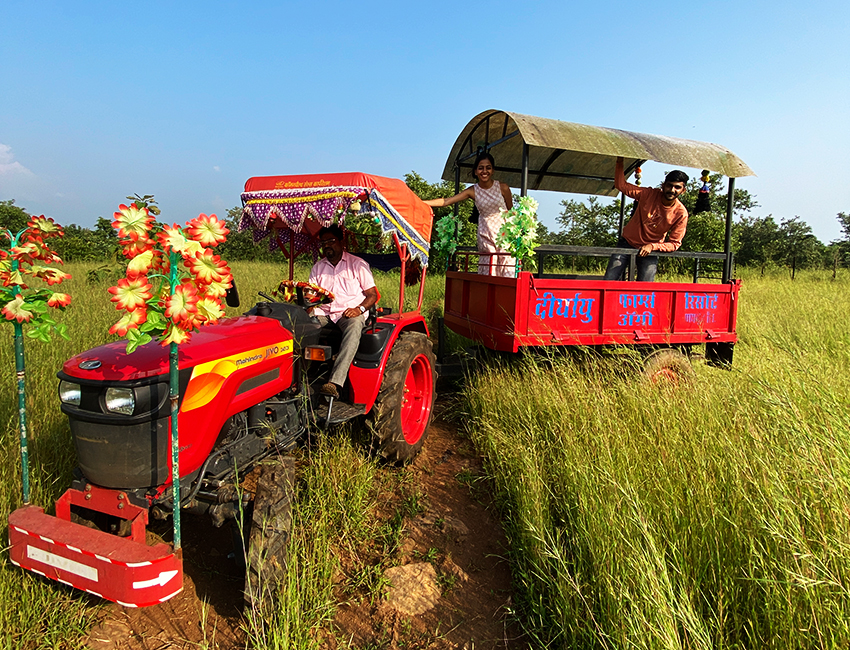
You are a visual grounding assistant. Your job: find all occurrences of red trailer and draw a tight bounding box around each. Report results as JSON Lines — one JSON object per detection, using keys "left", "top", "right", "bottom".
{"left": 437, "top": 110, "right": 754, "bottom": 368}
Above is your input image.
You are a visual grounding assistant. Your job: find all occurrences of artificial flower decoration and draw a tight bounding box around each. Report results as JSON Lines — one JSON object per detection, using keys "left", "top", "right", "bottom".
{"left": 187, "top": 249, "right": 229, "bottom": 284}
{"left": 122, "top": 236, "right": 157, "bottom": 259}
{"left": 1, "top": 214, "right": 72, "bottom": 342}
{"left": 187, "top": 214, "right": 229, "bottom": 248}
{"left": 113, "top": 203, "right": 155, "bottom": 239}
{"left": 107, "top": 200, "right": 234, "bottom": 352}
{"left": 47, "top": 292, "right": 72, "bottom": 308}
{"left": 109, "top": 277, "right": 154, "bottom": 311}
{"left": 126, "top": 249, "right": 158, "bottom": 278}
{"left": 195, "top": 297, "right": 224, "bottom": 323}
{"left": 157, "top": 225, "right": 204, "bottom": 258}
{"left": 109, "top": 309, "right": 147, "bottom": 336}
{"left": 496, "top": 196, "right": 540, "bottom": 273}
{"left": 433, "top": 214, "right": 459, "bottom": 260}
{"left": 165, "top": 283, "right": 199, "bottom": 324}
{"left": 161, "top": 324, "right": 190, "bottom": 346}
{"left": 275, "top": 279, "right": 334, "bottom": 306}
{"left": 2, "top": 295, "right": 34, "bottom": 324}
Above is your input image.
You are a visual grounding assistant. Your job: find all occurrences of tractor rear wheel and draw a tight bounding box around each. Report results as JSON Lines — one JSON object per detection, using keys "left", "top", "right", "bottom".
{"left": 369, "top": 331, "right": 436, "bottom": 463}
{"left": 244, "top": 456, "right": 295, "bottom": 614}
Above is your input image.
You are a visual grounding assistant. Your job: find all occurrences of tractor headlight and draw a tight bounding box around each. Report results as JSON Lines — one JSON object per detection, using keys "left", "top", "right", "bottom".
{"left": 104, "top": 387, "right": 135, "bottom": 415}
{"left": 58, "top": 380, "right": 81, "bottom": 406}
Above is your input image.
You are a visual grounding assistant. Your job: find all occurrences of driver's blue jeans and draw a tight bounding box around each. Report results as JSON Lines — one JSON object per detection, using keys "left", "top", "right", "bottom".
{"left": 316, "top": 314, "right": 365, "bottom": 387}
{"left": 603, "top": 237, "right": 658, "bottom": 282}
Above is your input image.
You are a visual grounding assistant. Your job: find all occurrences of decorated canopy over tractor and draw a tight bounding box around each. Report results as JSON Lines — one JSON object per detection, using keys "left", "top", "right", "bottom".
{"left": 240, "top": 172, "right": 434, "bottom": 268}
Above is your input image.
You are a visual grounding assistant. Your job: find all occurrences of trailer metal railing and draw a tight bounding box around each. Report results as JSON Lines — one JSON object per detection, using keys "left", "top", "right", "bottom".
{"left": 451, "top": 245, "right": 733, "bottom": 283}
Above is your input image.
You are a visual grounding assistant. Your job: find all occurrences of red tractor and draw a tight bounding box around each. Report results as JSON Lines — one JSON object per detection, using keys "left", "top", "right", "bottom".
{"left": 8, "top": 172, "right": 437, "bottom": 608}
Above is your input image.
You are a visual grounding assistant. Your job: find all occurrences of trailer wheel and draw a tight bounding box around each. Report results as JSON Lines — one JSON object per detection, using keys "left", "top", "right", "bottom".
{"left": 244, "top": 456, "right": 295, "bottom": 614}
{"left": 369, "top": 331, "right": 436, "bottom": 463}
{"left": 643, "top": 348, "right": 694, "bottom": 386}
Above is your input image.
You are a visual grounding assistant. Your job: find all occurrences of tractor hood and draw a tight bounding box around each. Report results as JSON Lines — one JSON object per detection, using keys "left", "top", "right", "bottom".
{"left": 63, "top": 316, "right": 294, "bottom": 382}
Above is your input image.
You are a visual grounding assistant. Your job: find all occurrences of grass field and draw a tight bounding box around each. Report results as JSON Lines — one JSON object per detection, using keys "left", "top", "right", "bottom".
{"left": 462, "top": 269, "right": 850, "bottom": 649}
{"left": 1, "top": 263, "right": 848, "bottom": 648}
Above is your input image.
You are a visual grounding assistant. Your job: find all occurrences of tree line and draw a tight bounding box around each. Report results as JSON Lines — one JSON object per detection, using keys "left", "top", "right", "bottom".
{"left": 2, "top": 173, "right": 849, "bottom": 275}
{"left": 406, "top": 172, "right": 850, "bottom": 275}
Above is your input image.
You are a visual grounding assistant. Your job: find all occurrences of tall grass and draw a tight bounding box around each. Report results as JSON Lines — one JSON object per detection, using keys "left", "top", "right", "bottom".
{"left": 4, "top": 260, "right": 847, "bottom": 648}
{"left": 461, "top": 269, "right": 850, "bottom": 649}
{"left": 0, "top": 261, "right": 435, "bottom": 648}
{"left": 244, "top": 437, "right": 380, "bottom": 650}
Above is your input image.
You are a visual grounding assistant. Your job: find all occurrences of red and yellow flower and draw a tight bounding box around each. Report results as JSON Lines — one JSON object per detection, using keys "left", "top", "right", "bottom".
{"left": 187, "top": 214, "right": 229, "bottom": 248}
{"left": 109, "top": 309, "right": 147, "bottom": 336}
{"left": 126, "top": 249, "right": 159, "bottom": 278}
{"left": 164, "top": 282, "right": 199, "bottom": 324}
{"left": 34, "top": 267, "right": 71, "bottom": 286}
{"left": 158, "top": 225, "right": 203, "bottom": 258}
{"left": 108, "top": 277, "right": 153, "bottom": 312}
{"left": 47, "top": 292, "right": 72, "bottom": 308}
{"left": 195, "top": 296, "right": 224, "bottom": 323}
{"left": 113, "top": 204, "right": 154, "bottom": 239}
{"left": 186, "top": 249, "right": 230, "bottom": 285}
{"left": 28, "top": 215, "right": 63, "bottom": 237}
{"left": 2, "top": 295, "right": 35, "bottom": 323}
{"left": 161, "top": 323, "right": 190, "bottom": 346}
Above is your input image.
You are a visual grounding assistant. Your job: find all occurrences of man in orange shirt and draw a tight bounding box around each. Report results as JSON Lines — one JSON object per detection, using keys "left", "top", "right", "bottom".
{"left": 603, "top": 156, "right": 689, "bottom": 282}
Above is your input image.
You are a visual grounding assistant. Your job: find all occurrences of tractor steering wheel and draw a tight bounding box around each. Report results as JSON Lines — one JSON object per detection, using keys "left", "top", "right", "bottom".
{"left": 275, "top": 280, "right": 335, "bottom": 309}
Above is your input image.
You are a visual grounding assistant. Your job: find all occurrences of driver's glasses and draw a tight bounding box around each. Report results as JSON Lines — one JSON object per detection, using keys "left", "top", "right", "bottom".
{"left": 321, "top": 238, "right": 339, "bottom": 247}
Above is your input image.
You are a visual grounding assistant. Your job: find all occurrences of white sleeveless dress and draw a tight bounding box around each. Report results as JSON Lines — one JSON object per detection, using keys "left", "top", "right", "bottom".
{"left": 474, "top": 181, "right": 516, "bottom": 277}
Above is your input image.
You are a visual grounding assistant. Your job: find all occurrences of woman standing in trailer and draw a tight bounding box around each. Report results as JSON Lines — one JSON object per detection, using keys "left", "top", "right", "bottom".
{"left": 424, "top": 152, "right": 515, "bottom": 277}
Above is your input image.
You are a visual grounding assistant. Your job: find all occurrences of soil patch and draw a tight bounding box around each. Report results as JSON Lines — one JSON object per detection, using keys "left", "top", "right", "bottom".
{"left": 83, "top": 407, "right": 526, "bottom": 649}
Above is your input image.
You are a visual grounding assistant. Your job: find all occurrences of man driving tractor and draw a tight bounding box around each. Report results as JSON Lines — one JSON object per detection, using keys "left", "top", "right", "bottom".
{"left": 308, "top": 225, "right": 378, "bottom": 399}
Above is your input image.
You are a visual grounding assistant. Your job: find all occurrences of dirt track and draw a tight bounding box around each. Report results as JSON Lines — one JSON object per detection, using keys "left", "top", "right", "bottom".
{"left": 84, "top": 409, "right": 527, "bottom": 649}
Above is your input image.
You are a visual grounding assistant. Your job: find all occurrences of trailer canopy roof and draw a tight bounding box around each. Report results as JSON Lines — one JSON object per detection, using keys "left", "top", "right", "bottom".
{"left": 441, "top": 110, "right": 755, "bottom": 197}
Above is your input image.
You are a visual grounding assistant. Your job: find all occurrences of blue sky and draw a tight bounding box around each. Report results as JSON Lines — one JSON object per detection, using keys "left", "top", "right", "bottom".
{"left": 1, "top": 0, "right": 848, "bottom": 242}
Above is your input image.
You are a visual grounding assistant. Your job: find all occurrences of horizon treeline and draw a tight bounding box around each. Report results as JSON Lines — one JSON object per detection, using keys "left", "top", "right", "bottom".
{"left": 2, "top": 172, "right": 849, "bottom": 275}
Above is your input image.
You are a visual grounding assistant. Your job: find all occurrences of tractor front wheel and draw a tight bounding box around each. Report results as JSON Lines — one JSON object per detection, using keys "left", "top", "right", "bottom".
{"left": 243, "top": 456, "right": 295, "bottom": 614}
{"left": 368, "top": 331, "right": 436, "bottom": 464}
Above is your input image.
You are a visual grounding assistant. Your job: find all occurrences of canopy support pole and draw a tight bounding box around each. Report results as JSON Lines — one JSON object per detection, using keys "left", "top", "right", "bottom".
{"left": 520, "top": 143, "right": 529, "bottom": 196}
{"left": 289, "top": 229, "right": 295, "bottom": 281}
{"left": 453, "top": 166, "right": 461, "bottom": 261}
{"left": 618, "top": 194, "right": 626, "bottom": 237}
{"left": 416, "top": 266, "right": 427, "bottom": 312}
{"left": 454, "top": 166, "right": 460, "bottom": 218}
{"left": 723, "top": 177, "right": 735, "bottom": 282}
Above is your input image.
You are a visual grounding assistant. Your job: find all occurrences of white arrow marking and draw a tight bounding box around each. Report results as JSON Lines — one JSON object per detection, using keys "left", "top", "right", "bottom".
{"left": 132, "top": 569, "right": 179, "bottom": 590}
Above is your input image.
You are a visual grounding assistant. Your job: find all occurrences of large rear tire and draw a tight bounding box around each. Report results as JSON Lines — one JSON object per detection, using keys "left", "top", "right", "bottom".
{"left": 642, "top": 348, "right": 694, "bottom": 386}
{"left": 244, "top": 456, "right": 295, "bottom": 614}
{"left": 368, "top": 331, "right": 436, "bottom": 463}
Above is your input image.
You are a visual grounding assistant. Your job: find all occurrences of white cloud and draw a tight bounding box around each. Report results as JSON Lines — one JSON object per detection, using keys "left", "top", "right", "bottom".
{"left": 213, "top": 165, "right": 221, "bottom": 172}
{"left": 0, "top": 144, "right": 34, "bottom": 177}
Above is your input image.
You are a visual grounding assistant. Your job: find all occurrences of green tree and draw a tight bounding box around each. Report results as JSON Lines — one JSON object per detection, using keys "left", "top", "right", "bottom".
{"left": 834, "top": 211, "right": 850, "bottom": 267}
{"left": 777, "top": 216, "right": 825, "bottom": 274}
{"left": 734, "top": 215, "right": 782, "bottom": 272}
{"left": 53, "top": 217, "right": 120, "bottom": 262}
{"left": 214, "top": 206, "right": 280, "bottom": 262}
{"left": 678, "top": 172, "right": 759, "bottom": 219}
{"left": 404, "top": 171, "right": 476, "bottom": 270}
{"left": 554, "top": 196, "right": 620, "bottom": 247}
{"left": 0, "top": 199, "right": 30, "bottom": 233}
